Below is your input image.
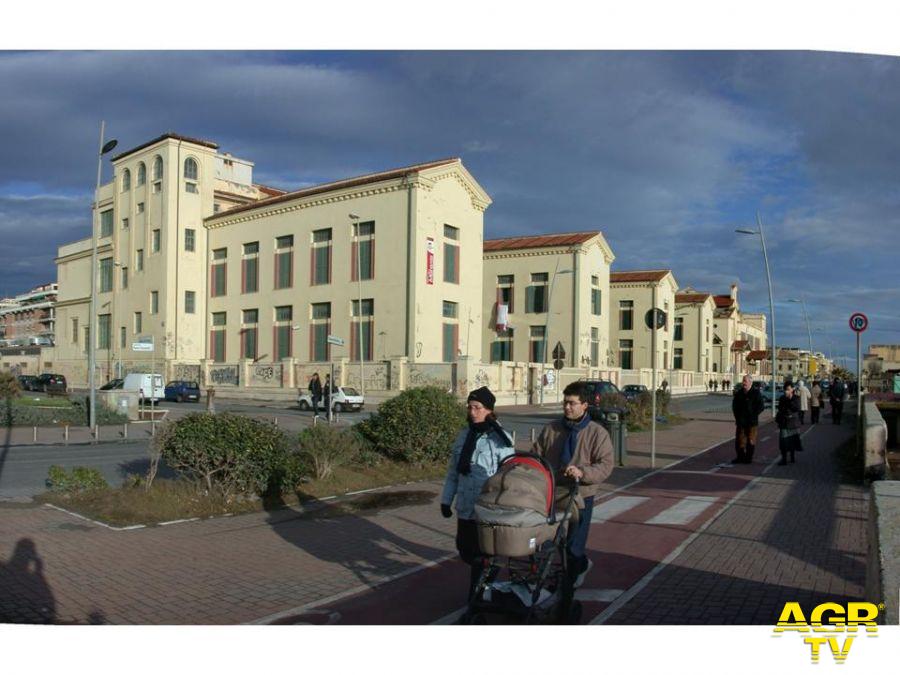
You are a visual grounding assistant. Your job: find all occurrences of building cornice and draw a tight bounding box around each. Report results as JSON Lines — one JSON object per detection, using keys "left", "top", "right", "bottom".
{"left": 54, "top": 296, "right": 90, "bottom": 308}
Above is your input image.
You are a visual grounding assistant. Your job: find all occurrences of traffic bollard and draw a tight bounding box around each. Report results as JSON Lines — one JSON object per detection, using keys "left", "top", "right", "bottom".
{"left": 64, "top": 425, "right": 69, "bottom": 445}
{"left": 123, "top": 422, "right": 128, "bottom": 439}
{"left": 530, "top": 428, "right": 536, "bottom": 443}
{"left": 94, "top": 425, "right": 99, "bottom": 441}
{"left": 33, "top": 426, "right": 37, "bottom": 443}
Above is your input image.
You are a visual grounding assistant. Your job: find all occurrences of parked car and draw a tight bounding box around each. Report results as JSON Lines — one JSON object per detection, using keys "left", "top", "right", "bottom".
{"left": 17, "top": 375, "right": 38, "bottom": 391}
{"left": 622, "top": 384, "right": 649, "bottom": 401}
{"left": 297, "top": 386, "right": 365, "bottom": 413}
{"left": 34, "top": 373, "right": 67, "bottom": 395}
{"left": 164, "top": 380, "right": 200, "bottom": 403}
{"left": 122, "top": 373, "right": 165, "bottom": 403}
{"left": 760, "top": 382, "right": 784, "bottom": 405}
{"left": 99, "top": 378, "right": 124, "bottom": 391}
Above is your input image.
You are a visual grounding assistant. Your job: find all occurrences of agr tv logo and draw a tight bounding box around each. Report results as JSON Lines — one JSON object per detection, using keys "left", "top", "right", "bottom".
{"left": 772, "top": 602, "right": 881, "bottom": 663}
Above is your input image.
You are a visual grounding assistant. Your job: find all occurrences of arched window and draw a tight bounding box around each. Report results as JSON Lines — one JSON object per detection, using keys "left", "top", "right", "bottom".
{"left": 152, "top": 156, "right": 163, "bottom": 181}
{"left": 122, "top": 169, "right": 131, "bottom": 191}
{"left": 184, "top": 158, "right": 198, "bottom": 181}
{"left": 137, "top": 162, "right": 146, "bottom": 186}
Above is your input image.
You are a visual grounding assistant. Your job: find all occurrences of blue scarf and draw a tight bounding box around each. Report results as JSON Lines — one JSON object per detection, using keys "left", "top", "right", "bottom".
{"left": 560, "top": 413, "right": 591, "bottom": 467}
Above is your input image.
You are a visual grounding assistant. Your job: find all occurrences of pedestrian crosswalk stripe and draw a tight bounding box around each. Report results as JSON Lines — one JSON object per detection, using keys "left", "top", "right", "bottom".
{"left": 575, "top": 589, "right": 624, "bottom": 603}
{"left": 591, "top": 496, "right": 650, "bottom": 523}
{"left": 645, "top": 495, "right": 718, "bottom": 525}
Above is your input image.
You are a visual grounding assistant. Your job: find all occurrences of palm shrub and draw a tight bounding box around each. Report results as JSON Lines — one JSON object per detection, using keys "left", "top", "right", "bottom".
{"left": 293, "top": 425, "right": 366, "bottom": 482}
{"left": 152, "top": 413, "right": 290, "bottom": 496}
{"left": 357, "top": 386, "right": 466, "bottom": 464}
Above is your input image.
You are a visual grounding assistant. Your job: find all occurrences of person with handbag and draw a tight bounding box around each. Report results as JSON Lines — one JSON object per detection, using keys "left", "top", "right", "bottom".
{"left": 776, "top": 382, "right": 803, "bottom": 465}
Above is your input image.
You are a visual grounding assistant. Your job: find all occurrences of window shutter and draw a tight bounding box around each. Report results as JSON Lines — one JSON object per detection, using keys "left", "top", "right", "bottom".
{"left": 526, "top": 286, "right": 535, "bottom": 313}
{"left": 350, "top": 321, "right": 357, "bottom": 361}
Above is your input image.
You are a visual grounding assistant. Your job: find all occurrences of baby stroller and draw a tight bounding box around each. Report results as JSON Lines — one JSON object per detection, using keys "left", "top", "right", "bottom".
{"left": 459, "top": 452, "right": 583, "bottom": 624}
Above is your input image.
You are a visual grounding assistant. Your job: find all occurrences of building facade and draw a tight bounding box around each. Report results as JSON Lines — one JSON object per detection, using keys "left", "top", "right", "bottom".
{"left": 481, "top": 232, "right": 615, "bottom": 369}
{"left": 673, "top": 292, "right": 715, "bottom": 373}
{"left": 0, "top": 283, "right": 57, "bottom": 345}
{"left": 609, "top": 270, "right": 678, "bottom": 370}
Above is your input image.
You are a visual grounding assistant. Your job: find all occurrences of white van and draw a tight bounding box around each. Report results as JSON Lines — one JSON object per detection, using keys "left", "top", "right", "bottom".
{"left": 123, "top": 373, "right": 165, "bottom": 402}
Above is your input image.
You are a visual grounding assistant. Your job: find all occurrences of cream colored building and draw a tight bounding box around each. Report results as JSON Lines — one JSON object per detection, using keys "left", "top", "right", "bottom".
{"left": 481, "top": 232, "right": 615, "bottom": 368}
{"left": 673, "top": 292, "right": 715, "bottom": 373}
{"left": 49, "top": 133, "right": 492, "bottom": 385}
{"left": 609, "top": 270, "right": 678, "bottom": 370}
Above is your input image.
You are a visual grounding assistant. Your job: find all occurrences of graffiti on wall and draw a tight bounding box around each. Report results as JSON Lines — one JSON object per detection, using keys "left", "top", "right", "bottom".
{"left": 172, "top": 364, "right": 201, "bottom": 382}
{"left": 248, "top": 363, "right": 282, "bottom": 387}
{"left": 209, "top": 365, "right": 239, "bottom": 386}
{"left": 408, "top": 363, "right": 453, "bottom": 391}
{"left": 344, "top": 363, "right": 389, "bottom": 391}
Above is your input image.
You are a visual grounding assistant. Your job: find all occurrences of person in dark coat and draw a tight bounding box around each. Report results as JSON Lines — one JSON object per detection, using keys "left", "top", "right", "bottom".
{"left": 732, "top": 374, "right": 765, "bottom": 464}
{"left": 830, "top": 378, "right": 846, "bottom": 425}
{"left": 323, "top": 374, "right": 332, "bottom": 415}
{"left": 308, "top": 372, "right": 323, "bottom": 415}
{"left": 776, "top": 383, "right": 803, "bottom": 465}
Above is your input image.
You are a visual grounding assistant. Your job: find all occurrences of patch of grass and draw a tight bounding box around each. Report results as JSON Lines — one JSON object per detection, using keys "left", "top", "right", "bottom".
{"left": 627, "top": 414, "right": 689, "bottom": 433}
{"left": 15, "top": 396, "right": 73, "bottom": 409}
{"left": 35, "top": 460, "right": 446, "bottom": 527}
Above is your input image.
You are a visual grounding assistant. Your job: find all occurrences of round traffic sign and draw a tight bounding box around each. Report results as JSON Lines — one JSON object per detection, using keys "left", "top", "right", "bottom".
{"left": 849, "top": 313, "right": 868, "bottom": 333}
{"left": 644, "top": 308, "right": 667, "bottom": 330}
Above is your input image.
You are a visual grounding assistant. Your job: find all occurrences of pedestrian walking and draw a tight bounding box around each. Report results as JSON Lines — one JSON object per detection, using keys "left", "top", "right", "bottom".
{"left": 830, "top": 377, "right": 845, "bottom": 425}
{"left": 713, "top": 380, "right": 719, "bottom": 392}
{"left": 323, "top": 374, "right": 332, "bottom": 416}
{"left": 708, "top": 378, "right": 714, "bottom": 392}
{"left": 810, "top": 380, "right": 822, "bottom": 424}
{"left": 776, "top": 383, "right": 803, "bottom": 465}
{"left": 308, "top": 372, "right": 323, "bottom": 415}
{"left": 731, "top": 374, "right": 765, "bottom": 464}
{"left": 533, "top": 381, "right": 615, "bottom": 589}
{"left": 440, "top": 387, "right": 514, "bottom": 600}
{"left": 796, "top": 379, "right": 810, "bottom": 425}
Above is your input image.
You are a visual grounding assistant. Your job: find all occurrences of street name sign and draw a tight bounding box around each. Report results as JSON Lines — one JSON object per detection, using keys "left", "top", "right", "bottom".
{"left": 327, "top": 335, "right": 345, "bottom": 346}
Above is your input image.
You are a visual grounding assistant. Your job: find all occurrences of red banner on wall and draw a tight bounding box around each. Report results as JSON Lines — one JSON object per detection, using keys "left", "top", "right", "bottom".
{"left": 426, "top": 237, "right": 435, "bottom": 285}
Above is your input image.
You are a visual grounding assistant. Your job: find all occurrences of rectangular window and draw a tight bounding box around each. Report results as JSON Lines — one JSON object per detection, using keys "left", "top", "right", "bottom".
{"left": 98, "top": 314, "right": 111, "bottom": 350}
{"left": 150, "top": 291, "right": 159, "bottom": 315}
{"left": 211, "top": 248, "right": 227, "bottom": 297}
{"left": 443, "top": 224, "right": 459, "bottom": 240}
{"left": 137, "top": 202, "right": 145, "bottom": 214}
{"left": 591, "top": 276, "right": 602, "bottom": 316}
{"left": 674, "top": 347, "right": 684, "bottom": 370}
{"left": 663, "top": 340, "right": 669, "bottom": 369}
{"left": 136, "top": 249, "right": 144, "bottom": 271}
{"left": 351, "top": 221, "right": 375, "bottom": 281}
{"left": 185, "top": 228, "right": 195, "bottom": 252}
{"left": 351, "top": 299, "right": 374, "bottom": 361}
{"left": 212, "top": 311, "right": 227, "bottom": 327}
{"left": 619, "top": 300, "right": 634, "bottom": 330}
{"left": 71, "top": 317, "right": 79, "bottom": 344}
{"left": 100, "top": 209, "right": 113, "bottom": 237}
{"left": 274, "top": 305, "right": 293, "bottom": 360}
{"left": 242, "top": 242, "right": 259, "bottom": 293}
{"left": 120, "top": 326, "right": 126, "bottom": 349}
{"left": 121, "top": 266, "right": 128, "bottom": 289}
{"left": 211, "top": 314, "right": 226, "bottom": 362}
{"left": 442, "top": 301, "right": 458, "bottom": 319}
{"left": 490, "top": 328, "right": 514, "bottom": 363}
{"left": 442, "top": 323, "right": 459, "bottom": 363}
{"left": 134, "top": 312, "right": 142, "bottom": 334}
{"left": 529, "top": 325, "right": 546, "bottom": 363}
{"left": 443, "top": 243, "right": 459, "bottom": 284}
{"left": 185, "top": 291, "right": 196, "bottom": 314}
{"left": 185, "top": 182, "right": 198, "bottom": 194}
{"left": 241, "top": 309, "right": 258, "bottom": 360}
{"left": 311, "top": 302, "right": 331, "bottom": 362}
{"left": 311, "top": 229, "right": 332, "bottom": 285}
{"left": 122, "top": 217, "right": 129, "bottom": 230}
{"left": 84, "top": 327, "right": 90, "bottom": 354}
{"left": 497, "top": 274, "right": 514, "bottom": 313}
{"left": 99, "top": 257, "right": 113, "bottom": 293}
{"left": 152, "top": 229, "right": 161, "bottom": 253}
{"left": 591, "top": 327, "right": 600, "bottom": 367}
{"left": 674, "top": 317, "right": 684, "bottom": 341}
{"left": 526, "top": 273, "right": 549, "bottom": 313}
{"left": 275, "top": 235, "right": 293, "bottom": 290}
{"left": 619, "top": 339, "right": 634, "bottom": 370}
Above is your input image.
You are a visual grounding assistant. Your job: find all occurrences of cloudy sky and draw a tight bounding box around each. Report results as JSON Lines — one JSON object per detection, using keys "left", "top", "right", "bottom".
{"left": 0, "top": 50, "right": 896, "bottom": 362}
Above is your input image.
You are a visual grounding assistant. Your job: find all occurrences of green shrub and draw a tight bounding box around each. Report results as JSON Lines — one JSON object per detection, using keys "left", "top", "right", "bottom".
{"left": 294, "top": 425, "right": 366, "bottom": 482}
{"left": 624, "top": 390, "right": 672, "bottom": 431}
{"left": 46, "top": 465, "right": 109, "bottom": 493}
{"left": 153, "top": 413, "right": 290, "bottom": 496}
{"left": 357, "top": 386, "right": 466, "bottom": 464}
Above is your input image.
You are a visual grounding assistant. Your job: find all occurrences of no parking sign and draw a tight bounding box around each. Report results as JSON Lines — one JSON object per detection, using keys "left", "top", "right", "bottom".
{"left": 849, "top": 313, "right": 868, "bottom": 333}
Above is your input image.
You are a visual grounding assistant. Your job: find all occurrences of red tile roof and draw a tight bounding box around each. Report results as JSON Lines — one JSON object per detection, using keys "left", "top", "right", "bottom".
{"left": 714, "top": 295, "right": 733, "bottom": 308}
{"left": 731, "top": 340, "right": 750, "bottom": 351}
{"left": 254, "top": 184, "right": 287, "bottom": 197}
{"left": 206, "top": 157, "right": 460, "bottom": 221}
{"left": 112, "top": 132, "right": 219, "bottom": 162}
{"left": 747, "top": 350, "right": 769, "bottom": 361}
{"left": 675, "top": 292, "right": 712, "bottom": 304}
{"left": 483, "top": 231, "right": 599, "bottom": 252}
{"left": 610, "top": 270, "right": 670, "bottom": 283}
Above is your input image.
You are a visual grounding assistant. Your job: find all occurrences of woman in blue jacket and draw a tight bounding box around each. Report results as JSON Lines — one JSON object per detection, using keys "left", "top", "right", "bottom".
{"left": 440, "top": 386, "right": 514, "bottom": 599}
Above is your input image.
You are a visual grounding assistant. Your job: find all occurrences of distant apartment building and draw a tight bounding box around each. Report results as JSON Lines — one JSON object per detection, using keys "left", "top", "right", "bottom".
{"left": 50, "top": 133, "right": 491, "bottom": 384}
{"left": 0, "top": 282, "right": 58, "bottom": 345}
{"left": 609, "top": 270, "right": 678, "bottom": 370}
{"left": 673, "top": 291, "right": 715, "bottom": 372}
{"left": 481, "top": 232, "right": 615, "bottom": 368}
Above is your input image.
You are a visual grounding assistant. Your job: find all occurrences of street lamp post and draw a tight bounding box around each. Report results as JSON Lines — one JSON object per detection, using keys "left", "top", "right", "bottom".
{"left": 349, "top": 213, "right": 364, "bottom": 398}
{"left": 89, "top": 122, "right": 118, "bottom": 432}
{"left": 788, "top": 297, "right": 813, "bottom": 376}
{"left": 540, "top": 265, "right": 574, "bottom": 406}
{"left": 736, "top": 213, "right": 777, "bottom": 418}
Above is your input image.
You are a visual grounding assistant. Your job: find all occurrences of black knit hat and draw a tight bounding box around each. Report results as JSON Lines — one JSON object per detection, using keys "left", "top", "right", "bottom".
{"left": 467, "top": 386, "right": 496, "bottom": 410}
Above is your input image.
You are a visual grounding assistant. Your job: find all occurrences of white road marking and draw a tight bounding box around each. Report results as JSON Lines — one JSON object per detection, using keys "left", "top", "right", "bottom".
{"left": 575, "top": 588, "right": 625, "bottom": 603}
{"left": 591, "top": 496, "right": 649, "bottom": 523}
{"left": 645, "top": 496, "right": 718, "bottom": 525}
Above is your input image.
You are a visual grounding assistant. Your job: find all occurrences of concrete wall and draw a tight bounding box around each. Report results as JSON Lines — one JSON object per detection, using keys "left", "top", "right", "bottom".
{"left": 866, "top": 481, "right": 900, "bottom": 624}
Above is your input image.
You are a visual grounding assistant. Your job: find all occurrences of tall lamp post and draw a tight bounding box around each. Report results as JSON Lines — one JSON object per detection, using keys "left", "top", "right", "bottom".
{"left": 89, "top": 123, "right": 118, "bottom": 432}
{"left": 788, "top": 297, "right": 813, "bottom": 377}
{"left": 540, "top": 265, "right": 574, "bottom": 406}
{"left": 349, "top": 213, "right": 364, "bottom": 398}
{"left": 736, "top": 213, "right": 776, "bottom": 417}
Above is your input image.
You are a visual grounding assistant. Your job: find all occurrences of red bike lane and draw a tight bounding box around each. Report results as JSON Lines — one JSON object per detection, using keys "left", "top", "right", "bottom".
{"left": 262, "top": 423, "right": 780, "bottom": 625}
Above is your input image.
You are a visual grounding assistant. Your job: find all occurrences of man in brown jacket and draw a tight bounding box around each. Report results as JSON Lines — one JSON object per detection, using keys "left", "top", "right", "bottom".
{"left": 533, "top": 381, "right": 615, "bottom": 588}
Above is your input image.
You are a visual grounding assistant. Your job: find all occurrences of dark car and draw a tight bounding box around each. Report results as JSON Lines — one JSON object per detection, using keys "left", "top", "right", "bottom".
{"left": 578, "top": 380, "right": 624, "bottom": 423}
{"left": 164, "top": 380, "right": 200, "bottom": 403}
{"left": 34, "top": 373, "right": 67, "bottom": 395}
{"left": 622, "top": 384, "right": 649, "bottom": 401}
{"left": 99, "top": 378, "right": 124, "bottom": 391}
{"left": 17, "top": 375, "right": 38, "bottom": 391}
